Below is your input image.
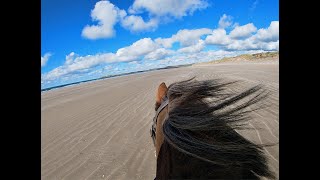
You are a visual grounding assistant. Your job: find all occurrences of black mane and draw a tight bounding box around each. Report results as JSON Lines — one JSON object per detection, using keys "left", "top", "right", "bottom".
{"left": 160, "top": 78, "right": 275, "bottom": 179}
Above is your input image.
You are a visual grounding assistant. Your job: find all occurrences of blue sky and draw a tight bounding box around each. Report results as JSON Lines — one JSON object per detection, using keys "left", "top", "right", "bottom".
{"left": 41, "top": 0, "right": 279, "bottom": 89}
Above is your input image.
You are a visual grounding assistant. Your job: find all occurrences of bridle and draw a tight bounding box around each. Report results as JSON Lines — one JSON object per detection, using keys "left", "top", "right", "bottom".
{"left": 150, "top": 95, "right": 169, "bottom": 146}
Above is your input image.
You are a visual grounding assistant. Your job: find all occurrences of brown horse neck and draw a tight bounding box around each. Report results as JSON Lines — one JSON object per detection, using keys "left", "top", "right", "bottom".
{"left": 155, "top": 140, "right": 258, "bottom": 180}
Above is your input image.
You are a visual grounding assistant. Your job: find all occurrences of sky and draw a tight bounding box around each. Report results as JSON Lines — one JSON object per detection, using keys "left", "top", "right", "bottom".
{"left": 41, "top": 0, "right": 279, "bottom": 89}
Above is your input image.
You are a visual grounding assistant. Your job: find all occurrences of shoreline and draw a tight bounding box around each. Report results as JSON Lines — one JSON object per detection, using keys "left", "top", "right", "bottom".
{"left": 41, "top": 64, "right": 193, "bottom": 93}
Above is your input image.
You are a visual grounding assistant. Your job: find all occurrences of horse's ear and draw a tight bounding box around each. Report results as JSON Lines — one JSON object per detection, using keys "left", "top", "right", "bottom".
{"left": 156, "top": 82, "right": 168, "bottom": 104}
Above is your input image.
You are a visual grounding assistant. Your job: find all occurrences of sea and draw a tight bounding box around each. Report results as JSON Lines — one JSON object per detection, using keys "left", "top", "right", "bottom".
{"left": 41, "top": 64, "right": 192, "bottom": 92}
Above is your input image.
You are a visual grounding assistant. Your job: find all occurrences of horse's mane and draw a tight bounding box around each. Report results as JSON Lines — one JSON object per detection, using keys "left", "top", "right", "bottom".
{"left": 162, "top": 78, "right": 275, "bottom": 179}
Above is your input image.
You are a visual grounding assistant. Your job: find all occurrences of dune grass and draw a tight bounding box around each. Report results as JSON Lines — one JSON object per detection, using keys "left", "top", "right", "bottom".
{"left": 197, "top": 51, "right": 279, "bottom": 65}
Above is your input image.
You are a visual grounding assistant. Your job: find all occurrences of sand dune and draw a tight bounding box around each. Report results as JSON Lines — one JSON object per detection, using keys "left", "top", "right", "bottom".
{"left": 41, "top": 60, "right": 279, "bottom": 179}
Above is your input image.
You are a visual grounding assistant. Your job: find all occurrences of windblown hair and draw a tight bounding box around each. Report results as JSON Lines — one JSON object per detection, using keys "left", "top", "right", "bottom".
{"left": 162, "top": 78, "right": 275, "bottom": 179}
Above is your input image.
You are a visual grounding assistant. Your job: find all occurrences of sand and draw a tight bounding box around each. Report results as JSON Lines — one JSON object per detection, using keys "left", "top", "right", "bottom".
{"left": 41, "top": 59, "right": 279, "bottom": 179}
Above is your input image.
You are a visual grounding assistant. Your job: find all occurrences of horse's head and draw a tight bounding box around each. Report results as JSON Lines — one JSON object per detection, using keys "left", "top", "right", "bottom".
{"left": 150, "top": 79, "right": 276, "bottom": 179}
{"left": 150, "top": 82, "right": 168, "bottom": 157}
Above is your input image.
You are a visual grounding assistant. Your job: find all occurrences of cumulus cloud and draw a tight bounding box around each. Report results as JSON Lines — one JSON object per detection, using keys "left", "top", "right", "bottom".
{"left": 42, "top": 38, "right": 161, "bottom": 81}
{"left": 172, "top": 28, "right": 212, "bottom": 47}
{"left": 144, "top": 48, "right": 174, "bottom": 61}
{"left": 155, "top": 37, "right": 175, "bottom": 48}
{"left": 82, "top": 0, "right": 209, "bottom": 39}
{"left": 229, "top": 23, "right": 257, "bottom": 39}
{"left": 82, "top": 1, "right": 119, "bottom": 39}
{"left": 65, "top": 52, "right": 76, "bottom": 65}
{"left": 120, "top": 14, "right": 159, "bottom": 32}
{"left": 225, "top": 21, "right": 279, "bottom": 51}
{"left": 116, "top": 38, "right": 159, "bottom": 60}
{"left": 204, "top": 20, "right": 279, "bottom": 51}
{"left": 205, "top": 29, "right": 231, "bottom": 45}
{"left": 42, "top": 52, "right": 116, "bottom": 81}
{"left": 225, "top": 39, "right": 279, "bottom": 51}
{"left": 44, "top": 16, "right": 279, "bottom": 88}
{"left": 42, "top": 48, "right": 268, "bottom": 88}
{"left": 160, "top": 49, "right": 269, "bottom": 66}
{"left": 254, "top": 21, "right": 279, "bottom": 42}
{"left": 155, "top": 28, "right": 212, "bottom": 48}
{"left": 129, "top": 0, "right": 208, "bottom": 18}
{"left": 178, "top": 40, "right": 205, "bottom": 53}
{"left": 82, "top": 1, "right": 157, "bottom": 38}
{"left": 218, "top": 14, "right": 233, "bottom": 29}
{"left": 41, "top": 53, "right": 52, "bottom": 67}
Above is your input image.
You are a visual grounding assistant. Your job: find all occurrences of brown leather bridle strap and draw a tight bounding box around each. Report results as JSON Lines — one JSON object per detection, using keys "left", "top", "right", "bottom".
{"left": 154, "top": 96, "right": 169, "bottom": 124}
{"left": 151, "top": 95, "right": 169, "bottom": 145}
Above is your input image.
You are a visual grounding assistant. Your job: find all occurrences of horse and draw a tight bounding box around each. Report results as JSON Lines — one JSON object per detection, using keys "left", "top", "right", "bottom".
{"left": 150, "top": 78, "right": 275, "bottom": 179}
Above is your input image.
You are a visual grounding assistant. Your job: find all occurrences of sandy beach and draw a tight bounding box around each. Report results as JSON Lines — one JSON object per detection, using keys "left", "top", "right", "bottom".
{"left": 41, "top": 60, "right": 279, "bottom": 179}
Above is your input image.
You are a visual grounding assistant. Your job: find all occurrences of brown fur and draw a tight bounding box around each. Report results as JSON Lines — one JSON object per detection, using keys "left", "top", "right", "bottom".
{"left": 155, "top": 82, "right": 168, "bottom": 157}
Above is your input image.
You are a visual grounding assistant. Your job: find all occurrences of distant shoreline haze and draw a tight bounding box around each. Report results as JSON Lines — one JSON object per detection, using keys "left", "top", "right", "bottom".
{"left": 41, "top": 52, "right": 278, "bottom": 92}
{"left": 41, "top": 64, "right": 192, "bottom": 92}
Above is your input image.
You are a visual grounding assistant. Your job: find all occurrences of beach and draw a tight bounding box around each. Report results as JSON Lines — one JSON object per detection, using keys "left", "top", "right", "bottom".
{"left": 41, "top": 59, "right": 279, "bottom": 179}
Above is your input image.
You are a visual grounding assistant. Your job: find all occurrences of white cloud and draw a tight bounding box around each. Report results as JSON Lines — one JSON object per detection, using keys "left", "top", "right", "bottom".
{"left": 229, "top": 23, "right": 257, "bottom": 39}
{"left": 44, "top": 16, "right": 279, "bottom": 88}
{"left": 82, "top": 0, "right": 209, "bottom": 39}
{"left": 144, "top": 48, "right": 174, "bottom": 60}
{"left": 42, "top": 38, "right": 161, "bottom": 82}
{"left": 178, "top": 40, "right": 205, "bottom": 53}
{"left": 82, "top": 1, "right": 119, "bottom": 39}
{"left": 173, "top": 28, "right": 212, "bottom": 47}
{"left": 254, "top": 21, "right": 279, "bottom": 42}
{"left": 65, "top": 52, "right": 76, "bottom": 65}
{"left": 128, "top": 61, "right": 139, "bottom": 65}
{"left": 120, "top": 14, "right": 158, "bottom": 32}
{"left": 205, "top": 29, "right": 231, "bottom": 45}
{"left": 155, "top": 28, "right": 212, "bottom": 48}
{"left": 87, "top": 69, "right": 103, "bottom": 76}
{"left": 218, "top": 14, "right": 233, "bottom": 29}
{"left": 225, "top": 21, "right": 279, "bottom": 51}
{"left": 43, "top": 52, "right": 117, "bottom": 81}
{"left": 226, "top": 41, "right": 278, "bottom": 51}
{"left": 129, "top": 0, "right": 208, "bottom": 18}
{"left": 205, "top": 20, "right": 278, "bottom": 51}
{"left": 159, "top": 49, "right": 269, "bottom": 66}
{"left": 116, "top": 38, "right": 159, "bottom": 60}
{"left": 263, "top": 40, "right": 279, "bottom": 50}
{"left": 41, "top": 53, "right": 52, "bottom": 67}
{"left": 155, "top": 37, "right": 175, "bottom": 48}
{"left": 225, "top": 38, "right": 279, "bottom": 51}
{"left": 225, "top": 39, "right": 254, "bottom": 51}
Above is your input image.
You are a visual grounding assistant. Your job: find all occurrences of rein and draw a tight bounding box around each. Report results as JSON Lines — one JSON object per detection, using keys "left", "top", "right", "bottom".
{"left": 150, "top": 95, "right": 169, "bottom": 145}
